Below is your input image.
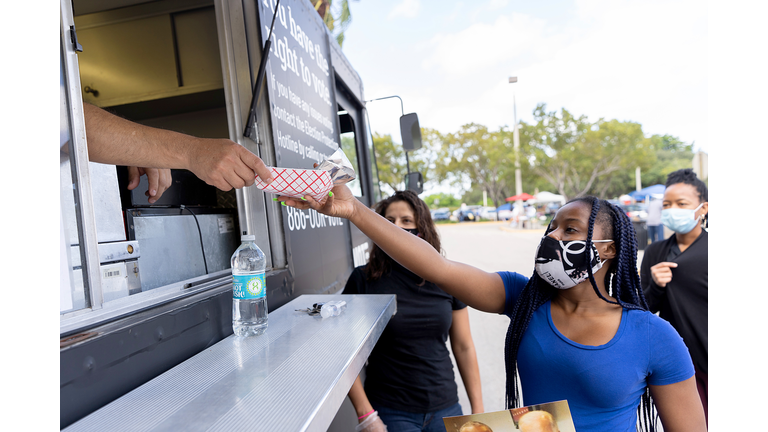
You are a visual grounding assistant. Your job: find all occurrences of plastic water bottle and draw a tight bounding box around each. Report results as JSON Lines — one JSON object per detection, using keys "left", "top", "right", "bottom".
{"left": 320, "top": 300, "right": 347, "bottom": 318}
{"left": 231, "top": 235, "right": 268, "bottom": 336}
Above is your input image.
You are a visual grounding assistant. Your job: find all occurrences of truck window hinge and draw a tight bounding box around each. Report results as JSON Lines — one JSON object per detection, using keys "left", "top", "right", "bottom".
{"left": 70, "top": 25, "right": 83, "bottom": 53}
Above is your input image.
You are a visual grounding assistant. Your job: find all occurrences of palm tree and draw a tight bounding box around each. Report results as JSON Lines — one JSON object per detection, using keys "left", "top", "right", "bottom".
{"left": 313, "top": 0, "right": 356, "bottom": 47}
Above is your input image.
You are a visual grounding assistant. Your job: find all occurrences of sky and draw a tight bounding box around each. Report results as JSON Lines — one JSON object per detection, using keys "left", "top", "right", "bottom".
{"left": 340, "top": 0, "right": 709, "bottom": 157}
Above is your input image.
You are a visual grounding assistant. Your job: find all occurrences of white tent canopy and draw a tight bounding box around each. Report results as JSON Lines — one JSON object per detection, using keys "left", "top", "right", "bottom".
{"left": 530, "top": 191, "right": 566, "bottom": 204}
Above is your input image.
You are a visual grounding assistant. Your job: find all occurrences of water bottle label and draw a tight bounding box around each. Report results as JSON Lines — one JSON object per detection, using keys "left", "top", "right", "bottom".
{"left": 233, "top": 272, "right": 266, "bottom": 299}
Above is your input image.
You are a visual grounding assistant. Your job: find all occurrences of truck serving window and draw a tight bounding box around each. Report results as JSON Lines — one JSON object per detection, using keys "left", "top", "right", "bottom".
{"left": 338, "top": 108, "right": 362, "bottom": 197}
{"left": 60, "top": 2, "right": 248, "bottom": 335}
{"left": 60, "top": 42, "right": 91, "bottom": 314}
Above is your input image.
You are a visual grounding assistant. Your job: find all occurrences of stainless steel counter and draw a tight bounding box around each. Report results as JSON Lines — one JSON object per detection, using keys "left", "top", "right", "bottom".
{"left": 63, "top": 294, "right": 396, "bottom": 432}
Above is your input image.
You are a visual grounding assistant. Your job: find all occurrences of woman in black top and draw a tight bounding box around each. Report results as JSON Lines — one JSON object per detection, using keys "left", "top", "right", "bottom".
{"left": 640, "top": 169, "right": 708, "bottom": 425}
{"left": 345, "top": 191, "right": 483, "bottom": 432}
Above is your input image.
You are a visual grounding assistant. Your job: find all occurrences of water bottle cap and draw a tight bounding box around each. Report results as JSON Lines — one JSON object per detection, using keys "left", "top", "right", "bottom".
{"left": 241, "top": 235, "right": 256, "bottom": 241}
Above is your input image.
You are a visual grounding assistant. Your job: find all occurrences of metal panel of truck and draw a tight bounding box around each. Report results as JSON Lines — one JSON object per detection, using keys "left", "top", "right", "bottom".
{"left": 63, "top": 294, "right": 396, "bottom": 432}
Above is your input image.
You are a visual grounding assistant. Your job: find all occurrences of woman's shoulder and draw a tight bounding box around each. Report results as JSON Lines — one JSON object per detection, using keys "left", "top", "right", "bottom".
{"left": 625, "top": 308, "right": 682, "bottom": 339}
{"left": 343, "top": 265, "right": 369, "bottom": 294}
{"left": 349, "top": 265, "right": 368, "bottom": 281}
{"left": 625, "top": 309, "right": 694, "bottom": 384}
{"left": 497, "top": 271, "right": 530, "bottom": 288}
{"left": 497, "top": 272, "right": 531, "bottom": 317}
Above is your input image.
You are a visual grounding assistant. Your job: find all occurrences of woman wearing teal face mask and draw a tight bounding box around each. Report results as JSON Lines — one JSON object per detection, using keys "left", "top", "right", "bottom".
{"left": 640, "top": 168, "right": 708, "bottom": 425}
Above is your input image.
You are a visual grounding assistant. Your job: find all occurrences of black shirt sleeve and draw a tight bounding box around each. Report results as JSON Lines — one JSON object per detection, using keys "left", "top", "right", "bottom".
{"left": 343, "top": 266, "right": 366, "bottom": 295}
{"left": 450, "top": 295, "right": 467, "bottom": 310}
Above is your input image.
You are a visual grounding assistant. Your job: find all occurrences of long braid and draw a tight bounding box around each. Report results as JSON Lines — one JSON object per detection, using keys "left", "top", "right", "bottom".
{"left": 606, "top": 202, "right": 648, "bottom": 310}
{"left": 503, "top": 197, "right": 659, "bottom": 431}
{"left": 585, "top": 197, "right": 620, "bottom": 306}
{"left": 600, "top": 202, "right": 657, "bottom": 431}
{"left": 504, "top": 219, "right": 556, "bottom": 409}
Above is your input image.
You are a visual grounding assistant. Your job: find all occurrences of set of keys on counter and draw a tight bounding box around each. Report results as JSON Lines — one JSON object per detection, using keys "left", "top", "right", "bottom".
{"left": 296, "top": 301, "right": 347, "bottom": 318}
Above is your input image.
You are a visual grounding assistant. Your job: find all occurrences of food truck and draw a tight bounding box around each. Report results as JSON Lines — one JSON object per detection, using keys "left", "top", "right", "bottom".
{"left": 60, "top": 0, "right": 421, "bottom": 429}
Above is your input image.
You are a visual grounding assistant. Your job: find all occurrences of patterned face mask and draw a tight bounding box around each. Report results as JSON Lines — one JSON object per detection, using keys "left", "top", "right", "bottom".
{"left": 534, "top": 236, "right": 613, "bottom": 290}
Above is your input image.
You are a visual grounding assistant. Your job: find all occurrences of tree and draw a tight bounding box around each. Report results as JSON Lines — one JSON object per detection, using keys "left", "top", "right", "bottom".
{"left": 431, "top": 124, "right": 516, "bottom": 208}
{"left": 520, "top": 104, "right": 655, "bottom": 201}
{"left": 371, "top": 133, "right": 406, "bottom": 195}
{"left": 641, "top": 134, "right": 694, "bottom": 186}
{"left": 423, "top": 192, "right": 461, "bottom": 209}
{"left": 587, "top": 119, "right": 656, "bottom": 198}
{"left": 314, "top": 0, "right": 357, "bottom": 47}
{"left": 594, "top": 135, "right": 694, "bottom": 199}
{"left": 371, "top": 128, "right": 441, "bottom": 197}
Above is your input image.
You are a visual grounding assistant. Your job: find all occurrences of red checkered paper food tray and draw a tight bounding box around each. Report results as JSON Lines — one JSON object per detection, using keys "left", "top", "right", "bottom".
{"left": 254, "top": 167, "right": 333, "bottom": 201}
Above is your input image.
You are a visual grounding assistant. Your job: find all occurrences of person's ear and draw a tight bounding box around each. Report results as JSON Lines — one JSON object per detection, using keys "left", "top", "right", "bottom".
{"left": 600, "top": 241, "right": 617, "bottom": 261}
{"left": 699, "top": 202, "right": 708, "bottom": 219}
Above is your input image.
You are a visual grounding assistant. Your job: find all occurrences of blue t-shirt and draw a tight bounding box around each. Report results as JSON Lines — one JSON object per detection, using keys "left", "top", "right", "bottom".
{"left": 498, "top": 271, "right": 694, "bottom": 432}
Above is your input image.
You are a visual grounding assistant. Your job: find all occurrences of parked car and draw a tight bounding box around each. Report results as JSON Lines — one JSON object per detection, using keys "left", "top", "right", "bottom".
{"left": 477, "top": 206, "right": 498, "bottom": 221}
{"left": 545, "top": 203, "right": 561, "bottom": 214}
{"left": 621, "top": 203, "right": 648, "bottom": 222}
{"left": 453, "top": 207, "right": 477, "bottom": 222}
{"left": 496, "top": 204, "right": 513, "bottom": 221}
{"left": 431, "top": 208, "right": 451, "bottom": 221}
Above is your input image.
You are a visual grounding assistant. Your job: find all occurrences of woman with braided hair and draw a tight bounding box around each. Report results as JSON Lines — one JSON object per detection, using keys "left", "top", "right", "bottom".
{"left": 279, "top": 187, "right": 706, "bottom": 432}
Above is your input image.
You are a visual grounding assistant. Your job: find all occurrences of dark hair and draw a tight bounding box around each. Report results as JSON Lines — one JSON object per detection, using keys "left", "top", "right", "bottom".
{"left": 665, "top": 168, "right": 708, "bottom": 226}
{"left": 503, "top": 196, "right": 657, "bottom": 431}
{"left": 365, "top": 191, "right": 442, "bottom": 280}
{"left": 665, "top": 168, "right": 707, "bottom": 202}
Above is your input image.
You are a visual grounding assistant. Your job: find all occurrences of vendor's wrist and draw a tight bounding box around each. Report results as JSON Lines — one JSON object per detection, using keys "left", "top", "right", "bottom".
{"left": 178, "top": 136, "right": 200, "bottom": 171}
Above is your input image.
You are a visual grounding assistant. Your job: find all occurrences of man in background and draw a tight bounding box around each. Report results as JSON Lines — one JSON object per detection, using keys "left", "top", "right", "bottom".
{"left": 646, "top": 194, "right": 664, "bottom": 243}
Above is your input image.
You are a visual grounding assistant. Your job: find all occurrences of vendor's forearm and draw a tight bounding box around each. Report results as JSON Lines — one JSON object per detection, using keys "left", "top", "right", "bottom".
{"left": 83, "top": 103, "right": 192, "bottom": 169}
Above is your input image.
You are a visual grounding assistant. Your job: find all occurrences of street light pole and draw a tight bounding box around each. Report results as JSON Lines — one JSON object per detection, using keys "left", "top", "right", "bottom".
{"left": 367, "top": 95, "right": 411, "bottom": 175}
{"left": 509, "top": 77, "right": 523, "bottom": 209}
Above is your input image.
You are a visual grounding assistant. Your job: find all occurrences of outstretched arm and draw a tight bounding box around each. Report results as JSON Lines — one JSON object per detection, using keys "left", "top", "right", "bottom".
{"left": 281, "top": 185, "right": 507, "bottom": 313}
{"left": 449, "top": 307, "right": 484, "bottom": 414}
{"left": 83, "top": 103, "right": 273, "bottom": 191}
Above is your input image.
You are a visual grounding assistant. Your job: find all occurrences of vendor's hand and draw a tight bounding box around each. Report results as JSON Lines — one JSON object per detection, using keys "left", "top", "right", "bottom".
{"left": 355, "top": 411, "right": 387, "bottom": 432}
{"left": 126, "top": 167, "right": 172, "bottom": 204}
{"left": 186, "top": 138, "right": 273, "bottom": 191}
{"left": 650, "top": 262, "right": 678, "bottom": 287}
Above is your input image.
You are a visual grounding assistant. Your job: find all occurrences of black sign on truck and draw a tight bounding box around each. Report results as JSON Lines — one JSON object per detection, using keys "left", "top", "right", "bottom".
{"left": 257, "top": 0, "right": 352, "bottom": 296}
